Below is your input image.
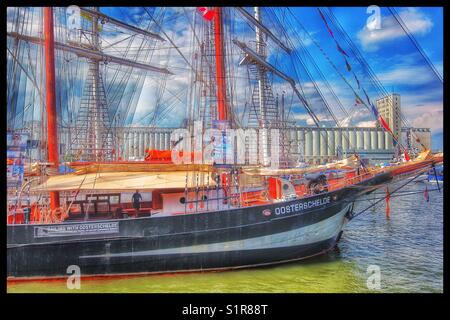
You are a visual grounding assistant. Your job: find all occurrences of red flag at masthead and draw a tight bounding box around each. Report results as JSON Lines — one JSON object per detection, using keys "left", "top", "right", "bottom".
{"left": 198, "top": 7, "right": 214, "bottom": 21}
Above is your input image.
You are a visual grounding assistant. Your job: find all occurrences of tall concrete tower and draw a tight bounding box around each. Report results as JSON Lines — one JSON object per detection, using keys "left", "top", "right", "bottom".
{"left": 376, "top": 93, "right": 402, "bottom": 148}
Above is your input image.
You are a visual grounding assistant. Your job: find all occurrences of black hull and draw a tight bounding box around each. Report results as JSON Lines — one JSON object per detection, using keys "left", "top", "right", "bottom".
{"left": 7, "top": 172, "right": 392, "bottom": 278}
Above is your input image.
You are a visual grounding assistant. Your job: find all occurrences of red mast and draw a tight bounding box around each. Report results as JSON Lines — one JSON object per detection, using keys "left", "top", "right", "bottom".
{"left": 213, "top": 7, "right": 230, "bottom": 202}
{"left": 43, "top": 7, "right": 60, "bottom": 210}
{"left": 213, "top": 7, "right": 228, "bottom": 121}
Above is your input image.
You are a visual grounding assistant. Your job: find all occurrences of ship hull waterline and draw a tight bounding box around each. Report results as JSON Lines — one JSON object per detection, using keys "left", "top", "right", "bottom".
{"left": 7, "top": 172, "right": 391, "bottom": 279}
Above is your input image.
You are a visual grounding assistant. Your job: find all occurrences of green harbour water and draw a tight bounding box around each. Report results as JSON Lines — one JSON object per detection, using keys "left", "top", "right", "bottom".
{"left": 7, "top": 182, "right": 443, "bottom": 293}
{"left": 7, "top": 257, "right": 367, "bottom": 293}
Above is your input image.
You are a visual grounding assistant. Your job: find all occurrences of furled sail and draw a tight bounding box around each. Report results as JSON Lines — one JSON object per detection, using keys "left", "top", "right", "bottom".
{"left": 31, "top": 171, "right": 217, "bottom": 191}
{"left": 67, "top": 162, "right": 216, "bottom": 175}
{"left": 242, "top": 155, "right": 359, "bottom": 176}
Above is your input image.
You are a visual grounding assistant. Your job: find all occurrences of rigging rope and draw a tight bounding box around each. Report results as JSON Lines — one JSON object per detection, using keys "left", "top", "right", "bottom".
{"left": 316, "top": 8, "right": 411, "bottom": 159}
{"left": 347, "top": 170, "right": 427, "bottom": 221}
{"left": 270, "top": 8, "right": 345, "bottom": 126}
{"left": 388, "top": 7, "right": 443, "bottom": 83}
{"left": 325, "top": 8, "right": 434, "bottom": 152}
{"left": 267, "top": 8, "right": 361, "bottom": 159}
{"left": 280, "top": 9, "right": 350, "bottom": 121}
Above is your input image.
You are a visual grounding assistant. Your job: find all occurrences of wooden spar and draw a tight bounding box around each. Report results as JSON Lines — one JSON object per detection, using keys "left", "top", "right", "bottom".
{"left": 43, "top": 7, "right": 60, "bottom": 210}
{"left": 79, "top": 7, "right": 166, "bottom": 42}
{"left": 213, "top": 7, "right": 230, "bottom": 202}
{"left": 7, "top": 32, "right": 173, "bottom": 75}
{"left": 213, "top": 7, "right": 228, "bottom": 121}
{"left": 235, "top": 7, "right": 291, "bottom": 54}
{"left": 233, "top": 39, "right": 320, "bottom": 127}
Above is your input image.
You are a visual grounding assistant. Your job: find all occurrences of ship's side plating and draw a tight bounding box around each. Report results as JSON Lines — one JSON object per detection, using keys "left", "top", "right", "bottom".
{"left": 7, "top": 172, "right": 392, "bottom": 278}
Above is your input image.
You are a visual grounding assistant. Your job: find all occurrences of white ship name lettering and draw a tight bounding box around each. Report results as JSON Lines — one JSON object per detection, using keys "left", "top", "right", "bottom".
{"left": 274, "top": 196, "right": 331, "bottom": 215}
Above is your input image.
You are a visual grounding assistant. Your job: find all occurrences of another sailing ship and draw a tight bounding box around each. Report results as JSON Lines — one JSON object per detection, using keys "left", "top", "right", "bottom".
{"left": 7, "top": 7, "right": 443, "bottom": 279}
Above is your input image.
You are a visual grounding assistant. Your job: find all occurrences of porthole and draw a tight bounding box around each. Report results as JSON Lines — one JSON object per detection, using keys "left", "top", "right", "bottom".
{"left": 179, "top": 197, "right": 186, "bottom": 204}
{"left": 283, "top": 184, "right": 289, "bottom": 190}
{"left": 201, "top": 195, "right": 208, "bottom": 201}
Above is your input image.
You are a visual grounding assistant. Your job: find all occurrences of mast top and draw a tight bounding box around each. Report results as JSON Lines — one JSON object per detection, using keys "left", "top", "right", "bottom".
{"left": 235, "top": 7, "right": 291, "bottom": 54}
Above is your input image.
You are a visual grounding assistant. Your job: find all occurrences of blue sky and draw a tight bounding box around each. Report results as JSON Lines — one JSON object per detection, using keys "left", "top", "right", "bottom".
{"left": 7, "top": 7, "right": 443, "bottom": 151}
{"left": 101, "top": 7, "right": 443, "bottom": 149}
{"left": 285, "top": 7, "right": 443, "bottom": 149}
{"left": 309, "top": 7, "right": 442, "bottom": 149}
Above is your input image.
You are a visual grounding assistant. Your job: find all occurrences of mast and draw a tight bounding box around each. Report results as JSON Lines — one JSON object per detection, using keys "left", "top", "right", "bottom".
{"left": 7, "top": 31, "right": 172, "bottom": 74}
{"left": 255, "top": 7, "right": 266, "bottom": 125}
{"left": 7, "top": 8, "right": 170, "bottom": 163}
{"left": 213, "top": 7, "right": 230, "bottom": 204}
{"left": 91, "top": 7, "right": 102, "bottom": 161}
{"left": 213, "top": 7, "right": 228, "bottom": 121}
{"left": 43, "top": 7, "right": 60, "bottom": 210}
{"left": 255, "top": 7, "right": 269, "bottom": 166}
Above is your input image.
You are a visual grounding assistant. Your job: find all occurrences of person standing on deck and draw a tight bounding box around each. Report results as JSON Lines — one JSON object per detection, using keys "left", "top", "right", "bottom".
{"left": 132, "top": 190, "right": 142, "bottom": 215}
{"left": 23, "top": 200, "right": 31, "bottom": 224}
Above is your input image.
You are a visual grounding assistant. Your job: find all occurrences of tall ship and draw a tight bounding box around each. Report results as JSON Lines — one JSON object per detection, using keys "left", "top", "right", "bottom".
{"left": 6, "top": 7, "right": 443, "bottom": 279}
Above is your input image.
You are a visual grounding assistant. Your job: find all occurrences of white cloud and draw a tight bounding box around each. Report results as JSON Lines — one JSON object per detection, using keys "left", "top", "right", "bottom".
{"left": 377, "top": 65, "right": 436, "bottom": 86}
{"left": 286, "top": 29, "right": 315, "bottom": 48}
{"left": 7, "top": 7, "right": 42, "bottom": 36}
{"left": 355, "top": 120, "right": 376, "bottom": 127}
{"left": 412, "top": 109, "right": 443, "bottom": 133}
{"left": 398, "top": 98, "right": 443, "bottom": 133}
{"left": 340, "top": 108, "right": 372, "bottom": 127}
{"left": 357, "top": 8, "right": 433, "bottom": 51}
{"left": 130, "top": 9, "right": 199, "bottom": 127}
{"left": 306, "top": 118, "right": 316, "bottom": 125}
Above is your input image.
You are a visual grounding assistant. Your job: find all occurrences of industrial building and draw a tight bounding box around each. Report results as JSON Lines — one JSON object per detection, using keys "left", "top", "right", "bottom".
{"left": 376, "top": 93, "right": 402, "bottom": 145}
{"left": 20, "top": 91, "right": 432, "bottom": 164}
{"left": 113, "top": 126, "right": 430, "bottom": 164}
{"left": 20, "top": 123, "right": 431, "bottom": 164}
{"left": 110, "top": 93, "right": 431, "bottom": 164}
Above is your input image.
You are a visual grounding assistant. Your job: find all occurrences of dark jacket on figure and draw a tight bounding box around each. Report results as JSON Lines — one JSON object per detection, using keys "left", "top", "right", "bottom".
{"left": 132, "top": 192, "right": 142, "bottom": 209}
